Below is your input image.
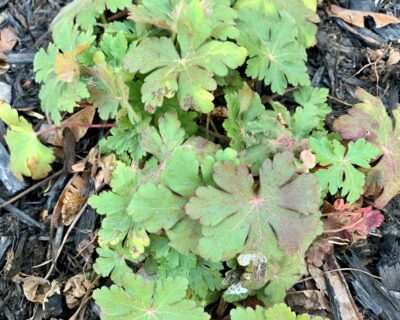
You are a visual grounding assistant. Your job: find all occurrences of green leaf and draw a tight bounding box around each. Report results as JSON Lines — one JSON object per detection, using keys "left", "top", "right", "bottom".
{"left": 237, "top": 8, "right": 309, "bottom": 94}
{"left": 124, "top": 0, "right": 247, "bottom": 113}
{"left": 89, "top": 162, "right": 138, "bottom": 246}
{"left": 310, "top": 137, "right": 379, "bottom": 203}
{"left": 94, "top": 246, "right": 134, "bottom": 285}
{"left": 332, "top": 88, "right": 400, "bottom": 208}
{"left": 292, "top": 86, "right": 331, "bottom": 138}
{"left": 235, "top": 0, "right": 319, "bottom": 48}
{"left": 93, "top": 274, "right": 210, "bottom": 320}
{"left": 231, "top": 303, "right": 323, "bottom": 320}
{"left": 186, "top": 151, "right": 322, "bottom": 267}
{"left": 128, "top": 183, "right": 187, "bottom": 233}
{"left": 51, "top": 0, "right": 131, "bottom": 30}
{"left": 34, "top": 24, "right": 94, "bottom": 123}
{"left": 0, "top": 103, "right": 55, "bottom": 180}
{"left": 130, "top": 0, "right": 238, "bottom": 40}
{"left": 145, "top": 235, "right": 224, "bottom": 300}
{"left": 88, "top": 52, "right": 136, "bottom": 121}
{"left": 99, "top": 116, "right": 149, "bottom": 162}
{"left": 100, "top": 32, "right": 129, "bottom": 67}
{"left": 223, "top": 82, "right": 265, "bottom": 150}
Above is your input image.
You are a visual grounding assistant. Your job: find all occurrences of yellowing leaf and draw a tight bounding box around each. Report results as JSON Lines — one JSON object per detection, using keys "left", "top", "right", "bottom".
{"left": 0, "top": 103, "right": 55, "bottom": 180}
{"left": 55, "top": 52, "right": 80, "bottom": 83}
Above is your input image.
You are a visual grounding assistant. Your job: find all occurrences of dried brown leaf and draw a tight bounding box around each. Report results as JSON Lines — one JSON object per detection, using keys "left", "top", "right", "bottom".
{"left": 63, "top": 107, "right": 96, "bottom": 141}
{"left": 0, "top": 27, "right": 18, "bottom": 51}
{"left": 20, "top": 275, "right": 60, "bottom": 304}
{"left": 52, "top": 174, "right": 89, "bottom": 228}
{"left": 330, "top": 5, "right": 400, "bottom": 28}
{"left": 63, "top": 274, "right": 91, "bottom": 309}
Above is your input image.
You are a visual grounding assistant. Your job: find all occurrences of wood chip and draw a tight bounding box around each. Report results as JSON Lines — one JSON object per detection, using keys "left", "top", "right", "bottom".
{"left": 330, "top": 5, "right": 400, "bottom": 28}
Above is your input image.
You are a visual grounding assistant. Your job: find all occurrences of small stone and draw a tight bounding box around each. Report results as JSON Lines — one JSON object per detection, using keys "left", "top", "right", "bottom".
{"left": 0, "top": 81, "right": 11, "bottom": 104}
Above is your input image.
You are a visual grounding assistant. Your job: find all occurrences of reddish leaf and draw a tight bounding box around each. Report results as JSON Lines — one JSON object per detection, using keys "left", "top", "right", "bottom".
{"left": 333, "top": 88, "right": 400, "bottom": 208}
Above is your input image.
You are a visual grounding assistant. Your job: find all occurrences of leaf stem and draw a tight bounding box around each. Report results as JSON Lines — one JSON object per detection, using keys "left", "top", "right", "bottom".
{"left": 36, "top": 123, "right": 115, "bottom": 136}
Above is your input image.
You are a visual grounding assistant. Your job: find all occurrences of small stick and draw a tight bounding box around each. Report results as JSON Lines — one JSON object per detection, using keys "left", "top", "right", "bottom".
{"left": 0, "top": 197, "right": 45, "bottom": 230}
{"left": 45, "top": 201, "right": 89, "bottom": 279}
{"left": 0, "top": 169, "right": 64, "bottom": 210}
{"left": 296, "top": 267, "right": 381, "bottom": 284}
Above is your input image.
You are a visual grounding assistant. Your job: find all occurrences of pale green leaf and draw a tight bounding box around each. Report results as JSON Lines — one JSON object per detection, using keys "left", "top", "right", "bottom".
{"left": 237, "top": 8, "right": 309, "bottom": 94}
{"left": 93, "top": 274, "right": 210, "bottom": 320}
{"left": 0, "top": 103, "right": 55, "bottom": 180}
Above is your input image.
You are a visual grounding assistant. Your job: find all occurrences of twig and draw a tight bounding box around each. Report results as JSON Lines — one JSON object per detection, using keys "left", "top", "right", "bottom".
{"left": 0, "top": 197, "right": 45, "bottom": 230}
{"left": 261, "top": 86, "right": 298, "bottom": 104}
{"left": 296, "top": 267, "right": 381, "bottom": 284}
{"left": 328, "top": 95, "right": 353, "bottom": 107}
{"left": 199, "top": 126, "right": 230, "bottom": 141}
{"left": 45, "top": 201, "right": 89, "bottom": 280}
{"left": 0, "top": 169, "right": 64, "bottom": 210}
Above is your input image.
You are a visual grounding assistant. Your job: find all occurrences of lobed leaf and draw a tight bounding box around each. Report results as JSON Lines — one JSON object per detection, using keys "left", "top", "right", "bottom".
{"left": 333, "top": 88, "right": 400, "bottom": 208}
{"left": 124, "top": 0, "right": 247, "bottom": 113}
{"left": 93, "top": 274, "right": 210, "bottom": 320}
{"left": 186, "top": 151, "right": 322, "bottom": 265}
{"left": 310, "top": 137, "right": 379, "bottom": 203}
{"left": 237, "top": 8, "right": 309, "bottom": 94}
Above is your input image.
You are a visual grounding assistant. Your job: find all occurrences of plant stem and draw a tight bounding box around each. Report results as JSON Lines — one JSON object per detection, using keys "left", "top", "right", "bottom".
{"left": 36, "top": 123, "right": 115, "bottom": 136}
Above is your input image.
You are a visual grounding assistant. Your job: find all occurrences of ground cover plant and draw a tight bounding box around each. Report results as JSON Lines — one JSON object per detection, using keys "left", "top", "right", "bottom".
{"left": 0, "top": 0, "right": 392, "bottom": 318}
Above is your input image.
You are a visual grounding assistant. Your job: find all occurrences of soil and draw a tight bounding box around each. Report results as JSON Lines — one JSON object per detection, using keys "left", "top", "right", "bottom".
{"left": 1, "top": 0, "right": 400, "bottom": 319}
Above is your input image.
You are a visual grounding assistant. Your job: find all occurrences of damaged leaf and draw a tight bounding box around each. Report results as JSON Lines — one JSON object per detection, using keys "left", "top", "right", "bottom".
{"left": 124, "top": 0, "right": 246, "bottom": 113}
{"left": 333, "top": 88, "right": 400, "bottom": 208}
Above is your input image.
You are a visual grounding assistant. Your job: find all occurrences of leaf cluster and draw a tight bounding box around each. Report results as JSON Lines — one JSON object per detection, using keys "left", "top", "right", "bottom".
{"left": 10, "top": 0, "right": 388, "bottom": 318}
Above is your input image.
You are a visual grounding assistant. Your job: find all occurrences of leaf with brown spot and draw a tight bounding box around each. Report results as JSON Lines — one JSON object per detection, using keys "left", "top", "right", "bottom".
{"left": 333, "top": 88, "right": 400, "bottom": 208}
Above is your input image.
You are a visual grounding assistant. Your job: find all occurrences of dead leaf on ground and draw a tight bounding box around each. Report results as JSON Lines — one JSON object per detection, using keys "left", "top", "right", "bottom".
{"left": 0, "top": 52, "right": 10, "bottom": 75}
{"left": 52, "top": 174, "right": 89, "bottom": 228}
{"left": 64, "top": 274, "right": 91, "bottom": 309}
{"left": 88, "top": 148, "right": 116, "bottom": 188}
{"left": 14, "top": 275, "right": 60, "bottom": 304}
{"left": 0, "top": 27, "right": 18, "bottom": 51}
{"left": 330, "top": 5, "right": 400, "bottom": 28}
{"left": 71, "top": 161, "right": 86, "bottom": 173}
{"left": 40, "top": 107, "right": 96, "bottom": 147}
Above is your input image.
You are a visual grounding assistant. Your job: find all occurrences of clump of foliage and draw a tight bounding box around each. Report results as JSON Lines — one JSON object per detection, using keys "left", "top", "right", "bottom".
{"left": 0, "top": 0, "right": 388, "bottom": 318}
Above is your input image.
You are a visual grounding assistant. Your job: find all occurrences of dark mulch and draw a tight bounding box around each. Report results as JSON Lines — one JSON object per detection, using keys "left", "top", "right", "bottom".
{"left": 2, "top": 0, "right": 400, "bottom": 319}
